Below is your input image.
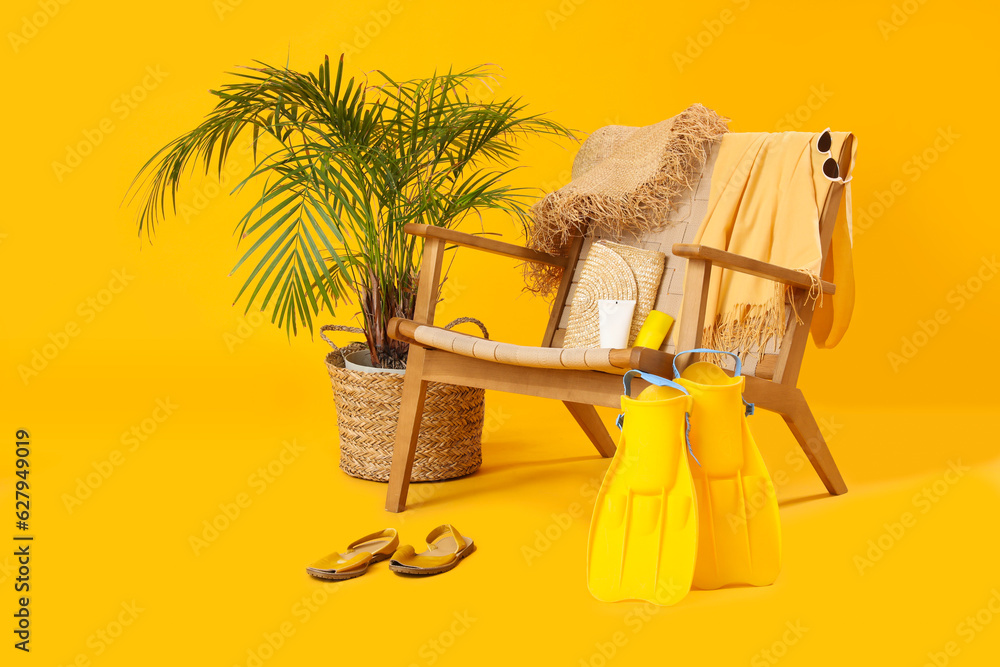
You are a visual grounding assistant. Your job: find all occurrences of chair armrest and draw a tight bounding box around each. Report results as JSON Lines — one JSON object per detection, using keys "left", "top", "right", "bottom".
{"left": 404, "top": 223, "right": 569, "bottom": 268}
{"left": 390, "top": 317, "right": 677, "bottom": 375}
{"left": 672, "top": 244, "right": 835, "bottom": 294}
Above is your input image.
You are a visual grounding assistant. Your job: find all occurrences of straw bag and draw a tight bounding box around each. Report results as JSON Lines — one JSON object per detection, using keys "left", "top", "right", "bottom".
{"left": 320, "top": 320, "right": 488, "bottom": 482}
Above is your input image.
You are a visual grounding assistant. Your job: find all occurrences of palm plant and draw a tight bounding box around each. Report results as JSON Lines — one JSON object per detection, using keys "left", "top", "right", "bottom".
{"left": 129, "top": 55, "right": 573, "bottom": 368}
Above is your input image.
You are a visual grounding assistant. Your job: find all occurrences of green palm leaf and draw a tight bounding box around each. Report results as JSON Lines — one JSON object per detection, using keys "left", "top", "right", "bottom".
{"left": 128, "top": 54, "right": 574, "bottom": 367}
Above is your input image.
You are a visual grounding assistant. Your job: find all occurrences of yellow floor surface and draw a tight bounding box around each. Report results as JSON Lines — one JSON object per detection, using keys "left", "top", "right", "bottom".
{"left": 9, "top": 356, "right": 999, "bottom": 666}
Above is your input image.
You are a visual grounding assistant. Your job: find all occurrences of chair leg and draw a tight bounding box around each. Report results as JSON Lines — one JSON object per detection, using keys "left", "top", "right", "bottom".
{"left": 385, "top": 347, "right": 430, "bottom": 513}
{"left": 563, "top": 401, "right": 617, "bottom": 458}
{"left": 781, "top": 393, "right": 848, "bottom": 495}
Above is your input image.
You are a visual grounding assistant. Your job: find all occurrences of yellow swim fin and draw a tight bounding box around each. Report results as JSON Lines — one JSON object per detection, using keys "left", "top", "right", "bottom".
{"left": 674, "top": 349, "right": 782, "bottom": 589}
{"left": 587, "top": 371, "right": 699, "bottom": 606}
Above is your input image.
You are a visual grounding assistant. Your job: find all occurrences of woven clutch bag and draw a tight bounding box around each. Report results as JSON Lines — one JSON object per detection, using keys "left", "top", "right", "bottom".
{"left": 563, "top": 240, "right": 666, "bottom": 349}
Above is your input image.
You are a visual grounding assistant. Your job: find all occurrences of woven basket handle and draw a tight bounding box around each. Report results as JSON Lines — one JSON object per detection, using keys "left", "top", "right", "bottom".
{"left": 443, "top": 317, "right": 489, "bottom": 341}
{"left": 320, "top": 317, "right": 489, "bottom": 355}
{"left": 319, "top": 324, "right": 365, "bottom": 356}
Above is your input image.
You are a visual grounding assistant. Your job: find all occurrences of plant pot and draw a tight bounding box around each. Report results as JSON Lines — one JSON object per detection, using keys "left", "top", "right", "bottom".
{"left": 343, "top": 349, "right": 405, "bottom": 376}
{"left": 320, "top": 325, "right": 485, "bottom": 483}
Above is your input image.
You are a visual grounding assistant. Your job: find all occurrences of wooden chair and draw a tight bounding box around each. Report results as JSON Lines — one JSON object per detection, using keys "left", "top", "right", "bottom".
{"left": 383, "top": 134, "right": 854, "bottom": 512}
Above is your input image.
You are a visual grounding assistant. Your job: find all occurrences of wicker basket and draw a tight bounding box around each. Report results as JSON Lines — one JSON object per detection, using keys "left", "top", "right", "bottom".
{"left": 320, "top": 322, "right": 487, "bottom": 482}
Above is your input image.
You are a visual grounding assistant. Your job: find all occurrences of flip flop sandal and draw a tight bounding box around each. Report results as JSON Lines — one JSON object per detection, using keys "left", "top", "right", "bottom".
{"left": 389, "top": 524, "right": 476, "bottom": 576}
{"left": 306, "top": 528, "right": 399, "bottom": 580}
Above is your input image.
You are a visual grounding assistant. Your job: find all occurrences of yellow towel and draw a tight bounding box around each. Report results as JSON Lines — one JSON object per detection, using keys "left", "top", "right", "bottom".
{"left": 692, "top": 131, "right": 856, "bottom": 354}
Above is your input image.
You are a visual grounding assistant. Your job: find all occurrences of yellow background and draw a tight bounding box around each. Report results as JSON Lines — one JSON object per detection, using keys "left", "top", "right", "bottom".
{"left": 2, "top": 0, "right": 999, "bottom": 665}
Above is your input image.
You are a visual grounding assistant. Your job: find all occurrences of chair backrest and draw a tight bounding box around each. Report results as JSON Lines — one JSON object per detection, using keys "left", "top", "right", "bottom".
{"left": 543, "top": 133, "right": 854, "bottom": 380}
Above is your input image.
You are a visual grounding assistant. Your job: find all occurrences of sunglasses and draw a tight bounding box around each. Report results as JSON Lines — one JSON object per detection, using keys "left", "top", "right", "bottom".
{"left": 816, "top": 128, "right": 851, "bottom": 183}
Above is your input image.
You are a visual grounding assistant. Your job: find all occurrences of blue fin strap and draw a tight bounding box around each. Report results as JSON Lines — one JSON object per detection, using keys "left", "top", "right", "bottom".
{"left": 621, "top": 369, "right": 690, "bottom": 398}
{"left": 673, "top": 348, "right": 755, "bottom": 416}
{"left": 616, "top": 370, "right": 699, "bottom": 466}
{"left": 684, "top": 413, "right": 699, "bottom": 466}
{"left": 672, "top": 348, "right": 743, "bottom": 378}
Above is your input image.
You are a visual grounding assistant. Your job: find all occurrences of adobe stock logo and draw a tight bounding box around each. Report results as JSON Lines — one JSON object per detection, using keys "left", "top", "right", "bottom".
{"left": 53, "top": 600, "right": 145, "bottom": 666}
{"left": 223, "top": 312, "right": 266, "bottom": 353}
{"left": 672, "top": 0, "right": 752, "bottom": 73}
{"left": 853, "top": 460, "right": 969, "bottom": 575}
{"left": 62, "top": 398, "right": 179, "bottom": 514}
{"left": 338, "top": 0, "right": 411, "bottom": 60}
{"left": 773, "top": 85, "right": 834, "bottom": 132}
{"left": 877, "top": 0, "right": 930, "bottom": 40}
{"left": 545, "top": 0, "right": 588, "bottom": 30}
{"left": 750, "top": 621, "right": 809, "bottom": 666}
{"left": 854, "top": 127, "right": 959, "bottom": 240}
{"left": 921, "top": 589, "right": 1000, "bottom": 667}
{"left": 51, "top": 66, "right": 169, "bottom": 182}
{"left": 7, "top": 0, "right": 71, "bottom": 53}
{"left": 18, "top": 268, "right": 135, "bottom": 385}
{"left": 189, "top": 440, "right": 306, "bottom": 555}
{"left": 887, "top": 256, "right": 997, "bottom": 372}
